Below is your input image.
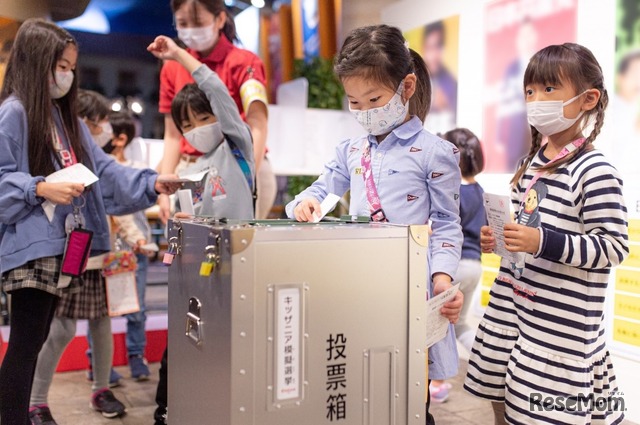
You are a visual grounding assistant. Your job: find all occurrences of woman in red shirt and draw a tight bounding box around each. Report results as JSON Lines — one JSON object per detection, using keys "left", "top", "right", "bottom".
{"left": 157, "top": 0, "right": 275, "bottom": 220}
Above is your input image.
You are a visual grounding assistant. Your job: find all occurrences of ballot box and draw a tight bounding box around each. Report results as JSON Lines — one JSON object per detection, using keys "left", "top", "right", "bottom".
{"left": 167, "top": 219, "right": 429, "bottom": 424}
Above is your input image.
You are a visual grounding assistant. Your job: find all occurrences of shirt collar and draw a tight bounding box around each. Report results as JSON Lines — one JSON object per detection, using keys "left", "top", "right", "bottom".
{"left": 367, "top": 115, "right": 423, "bottom": 147}
{"left": 190, "top": 34, "right": 233, "bottom": 64}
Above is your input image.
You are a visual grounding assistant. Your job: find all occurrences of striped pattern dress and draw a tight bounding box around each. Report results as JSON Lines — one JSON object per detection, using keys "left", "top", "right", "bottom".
{"left": 464, "top": 148, "right": 629, "bottom": 424}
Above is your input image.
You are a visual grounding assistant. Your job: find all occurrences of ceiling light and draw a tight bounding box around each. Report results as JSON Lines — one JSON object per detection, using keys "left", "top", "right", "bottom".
{"left": 251, "top": 0, "right": 265, "bottom": 8}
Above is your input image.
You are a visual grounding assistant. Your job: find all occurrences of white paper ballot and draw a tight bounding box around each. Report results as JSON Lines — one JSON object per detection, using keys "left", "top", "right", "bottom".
{"left": 312, "top": 193, "right": 341, "bottom": 223}
{"left": 159, "top": 169, "right": 208, "bottom": 184}
{"left": 482, "top": 193, "right": 517, "bottom": 262}
{"left": 177, "top": 189, "right": 195, "bottom": 215}
{"left": 42, "top": 163, "right": 100, "bottom": 222}
{"left": 425, "top": 282, "right": 461, "bottom": 348}
{"left": 139, "top": 242, "right": 159, "bottom": 252}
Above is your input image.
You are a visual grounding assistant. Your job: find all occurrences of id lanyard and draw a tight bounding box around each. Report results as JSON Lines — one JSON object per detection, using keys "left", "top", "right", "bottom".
{"left": 52, "top": 126, "right": 78, "bottom": 168}
{"left": 360, "top": 140, "right": 388, "bottom": 222}
{"left": 517, "top": 137, "right": 585, "bottom": 216}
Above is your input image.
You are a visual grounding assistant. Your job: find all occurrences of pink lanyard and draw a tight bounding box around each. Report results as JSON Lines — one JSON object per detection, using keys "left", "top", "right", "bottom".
{"left": 52, "top": 126, "right": 77, "bottom": 168}
{"left": 361, "top": 140, "right": 388, "bottom": 222}
{"left": 518, "top": 137, "right": 585, "bottom": 212}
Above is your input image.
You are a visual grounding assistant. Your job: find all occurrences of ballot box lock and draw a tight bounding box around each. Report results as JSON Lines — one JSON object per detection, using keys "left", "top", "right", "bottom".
{"left": 185, "top": 297, "right": 203, "bottom": 346}
{"left": 199, "top": 244, "right": 219, "bottom": 277}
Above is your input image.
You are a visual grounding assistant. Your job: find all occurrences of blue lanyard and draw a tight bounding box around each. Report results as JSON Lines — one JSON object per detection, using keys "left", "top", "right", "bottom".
{"left": 229, "top": 142, "right": 253, "bottom": 191}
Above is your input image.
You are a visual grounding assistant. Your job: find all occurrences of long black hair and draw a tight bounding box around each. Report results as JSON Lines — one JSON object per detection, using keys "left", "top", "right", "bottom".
{"left": 171, "top": 0, "right": 238, "bottom": 43}
{"left": 334, "top": 24, "right": 431, "bottom": 122}
{"left": 1, "top": 18, "right": 83, "bottom": 177}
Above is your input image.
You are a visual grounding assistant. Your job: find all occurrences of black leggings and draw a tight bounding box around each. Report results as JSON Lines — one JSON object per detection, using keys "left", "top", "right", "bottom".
{"left": 154, "top": 346, "right": 168, "bottom": 425}
{"left": 0, "top": 288, "right": 58, "bottom": 425}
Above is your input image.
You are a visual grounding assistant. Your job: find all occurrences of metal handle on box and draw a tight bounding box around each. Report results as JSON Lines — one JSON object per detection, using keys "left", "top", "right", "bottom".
{"left": 185, "top": 297, "right": 203, "bottom": 346}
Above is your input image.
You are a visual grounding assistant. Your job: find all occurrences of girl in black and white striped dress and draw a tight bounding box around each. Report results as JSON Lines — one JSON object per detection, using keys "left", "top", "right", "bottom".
{"left": 464, "top": 43, "right": 629, "bottom": 425}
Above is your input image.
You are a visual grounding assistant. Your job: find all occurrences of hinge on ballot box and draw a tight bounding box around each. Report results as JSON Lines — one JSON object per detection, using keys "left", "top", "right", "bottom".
{"left": 163, "top": 220, "right": 184, "bottom": 266}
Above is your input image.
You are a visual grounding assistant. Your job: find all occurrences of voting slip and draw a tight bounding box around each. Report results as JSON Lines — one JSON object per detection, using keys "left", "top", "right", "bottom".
{"left": 42, "top": 164, "right": 99, "bottom": 222}
{"left": 311, "top": 193, "right": 341, "bottom": 223}
{"left": 483, "top": 193, "right": 517, "bottom": 262}
{"left": 425, "top": 282, "right": 461, "bottom": 348}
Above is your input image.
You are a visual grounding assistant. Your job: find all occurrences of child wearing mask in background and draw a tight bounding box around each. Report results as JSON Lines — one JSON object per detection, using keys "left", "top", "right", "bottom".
{"left": 147, "top": 33, "right": 256, "bottom": 425}
{"left": 104, "top": 110, "right": 154, "bottom": 382}
{"left": 429, "top": 128, "right": 486, "bottom": 403}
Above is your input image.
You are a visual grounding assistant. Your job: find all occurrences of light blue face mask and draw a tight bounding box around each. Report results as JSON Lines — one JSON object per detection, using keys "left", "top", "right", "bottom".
{"left": 349, "top": 82, "right": 409, "bottom": 136}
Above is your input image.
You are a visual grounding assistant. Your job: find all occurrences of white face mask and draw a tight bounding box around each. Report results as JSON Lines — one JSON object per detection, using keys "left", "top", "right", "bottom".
{"left": 349, "top": 83, "right": 409, "bottom": 136}
{"left": 183, "top": 122, "right": 223, "bottom": 154}
{"left": 177, "top": 24, "right": 218, "bottom": 52}
{"left": 526, "top": 91, "right": 587, "bottom": 136}
{"left": 49, "top": 70, "right": 74, "bottom": 99}
{"left": 93, "top": 122, "right": 113, "bottom": 148}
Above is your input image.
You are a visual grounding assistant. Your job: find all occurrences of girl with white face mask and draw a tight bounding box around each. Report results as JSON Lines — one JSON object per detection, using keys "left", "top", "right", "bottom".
{"left": 467, "top": 43, "right": 628, "bottom": 425}
{"left": 157, "top": 0, "right": 275, "bottom": 227}
{"left": 285, "top": 24, "right": 465, "bottom": 425}
{"left": 0, "top": 19, "right": 180, "bottom": 425}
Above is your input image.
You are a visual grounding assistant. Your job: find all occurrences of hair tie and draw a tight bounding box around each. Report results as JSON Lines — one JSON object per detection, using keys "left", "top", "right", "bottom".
{"left": 404, "top": 40, "right": 410, "bottom": 51}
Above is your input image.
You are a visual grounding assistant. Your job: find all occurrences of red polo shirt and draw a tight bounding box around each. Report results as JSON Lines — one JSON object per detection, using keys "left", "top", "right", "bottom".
{"left": 159, "top": 34, "right": 267, "bottom": 156}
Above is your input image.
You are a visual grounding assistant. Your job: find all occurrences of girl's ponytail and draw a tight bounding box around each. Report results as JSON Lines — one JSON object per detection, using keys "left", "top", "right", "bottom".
{"left": 409, "top": 48, "right": 431, "bottom": 122}
{"left": 222, "top": 12, "right": 238, "bottom": 43}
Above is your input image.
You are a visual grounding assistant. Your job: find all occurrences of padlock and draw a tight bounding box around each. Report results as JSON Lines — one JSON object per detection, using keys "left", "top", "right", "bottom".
{"left": 199, "top": 245, "right": 217, "bottom": 277}
{"left": 199, "top": 254, "right": 216, "bottom": 276}
{"left": 163, "top": 242, "right": 177, "bottom": 266}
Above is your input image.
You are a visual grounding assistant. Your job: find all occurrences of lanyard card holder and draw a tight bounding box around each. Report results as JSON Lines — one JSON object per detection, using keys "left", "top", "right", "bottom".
{"left": 60, "top": 196, "right": 92, "bottom": 279}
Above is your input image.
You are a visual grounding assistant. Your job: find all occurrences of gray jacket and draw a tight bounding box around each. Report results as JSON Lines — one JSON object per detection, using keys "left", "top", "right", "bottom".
{"left": 180, "top": 65, "right": 255, "bottom": 220}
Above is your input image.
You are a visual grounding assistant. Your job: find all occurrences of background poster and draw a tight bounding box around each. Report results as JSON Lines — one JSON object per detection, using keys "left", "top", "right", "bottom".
{"left": 611, "top": 0, "right": 640, "bottom": 176}
{"left": 405, "top": 15, "right": 459, "bottom": 135}
{"left": 483, "top": 0, "right": 577, "bottom": 173}
{"left": 610, "top": 0, "right": 640, "bottom": 359}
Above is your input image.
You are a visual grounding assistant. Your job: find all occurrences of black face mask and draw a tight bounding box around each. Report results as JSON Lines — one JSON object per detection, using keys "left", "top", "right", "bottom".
{"left": 101, "top": 140, "right": 115, "bottom": 155}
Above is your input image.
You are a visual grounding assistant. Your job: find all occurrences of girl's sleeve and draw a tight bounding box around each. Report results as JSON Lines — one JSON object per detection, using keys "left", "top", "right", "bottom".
{"left": 285, "top": 139, "right": 352, "bottom": 218}
{"left": 112, "top": 214, "right": 146, "bottom": 247}
{"left": 192, "top": 65, "right": 254, "bottom": 168}
{"left": 87, "top": 128, "right": 159, "bottom": 215}
{"left": 0, "top": 105, "right": 45, "bottom": 224}
{"left": 426, "top": 139, "right": 463, "bottom": 279}
{"left": 537, "top": 161, "right": 629, "bottom": 268}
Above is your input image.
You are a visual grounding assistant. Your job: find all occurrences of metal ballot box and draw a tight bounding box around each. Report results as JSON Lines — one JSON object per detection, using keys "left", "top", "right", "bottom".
{"left": 167, "top": 219, "right": 429, "bottom": 425}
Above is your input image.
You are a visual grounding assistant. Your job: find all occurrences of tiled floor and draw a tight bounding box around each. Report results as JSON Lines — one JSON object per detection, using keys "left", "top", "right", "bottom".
{"left": 46, "top": 357, "right": 639, "bottom": 425}
{"left": 44, "top": 262, "right": 638, "bottom": 424}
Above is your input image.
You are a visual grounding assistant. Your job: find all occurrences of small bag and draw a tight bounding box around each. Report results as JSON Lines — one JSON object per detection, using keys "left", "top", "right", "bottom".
{"left": 60, "top": 228, "right": 93, "bottom": 277}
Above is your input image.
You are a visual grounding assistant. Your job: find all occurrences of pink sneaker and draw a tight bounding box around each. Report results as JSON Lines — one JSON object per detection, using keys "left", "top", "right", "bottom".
{"left": 429, "top": 382, "right": 452, "bottom": 403}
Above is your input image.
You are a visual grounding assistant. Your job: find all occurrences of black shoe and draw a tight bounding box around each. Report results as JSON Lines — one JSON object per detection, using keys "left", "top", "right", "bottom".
{"left": 154, "top": 406, "right": 167, "bottom": 425}
{"left": 90, "top": 389, "right": 127, "bottom": 418}
{"left": 29, "top": 405, "right": 58, "bottom": 425}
